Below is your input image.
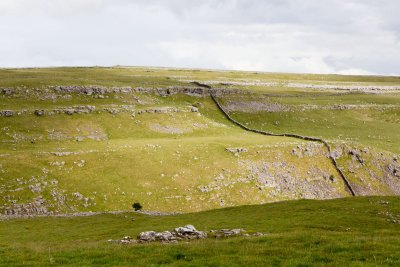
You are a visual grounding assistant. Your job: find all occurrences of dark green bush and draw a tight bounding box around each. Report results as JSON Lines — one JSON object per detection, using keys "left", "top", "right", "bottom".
{"left": 132, "top": 202, "right": 142, "bottom": 211}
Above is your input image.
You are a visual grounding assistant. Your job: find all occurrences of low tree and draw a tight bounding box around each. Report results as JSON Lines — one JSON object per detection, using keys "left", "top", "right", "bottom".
{"left": 132, "top": 202, "right": 143, "bottom": 211}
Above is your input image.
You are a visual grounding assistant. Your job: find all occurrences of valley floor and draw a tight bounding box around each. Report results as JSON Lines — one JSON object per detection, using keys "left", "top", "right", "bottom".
{"left": 1, "top": 67, "right": 400, "bottom": 266}
{"left": 0, "top": 196, "right": 399, "bottom": 266}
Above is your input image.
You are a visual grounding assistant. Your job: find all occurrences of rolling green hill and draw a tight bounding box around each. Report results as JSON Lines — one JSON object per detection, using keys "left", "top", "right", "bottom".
{"left": 0, "top": 67, "right": 399, "bottom": 216}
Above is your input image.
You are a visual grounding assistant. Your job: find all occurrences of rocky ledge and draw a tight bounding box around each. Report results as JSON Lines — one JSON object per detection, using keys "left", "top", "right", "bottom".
{"left": 109, "top": 224, "right": 265, "bottom": 244}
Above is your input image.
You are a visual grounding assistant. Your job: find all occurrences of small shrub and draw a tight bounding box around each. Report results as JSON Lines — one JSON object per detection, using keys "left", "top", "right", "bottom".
{"left": 132, "top": 202, "right": 142, "bottom": 211}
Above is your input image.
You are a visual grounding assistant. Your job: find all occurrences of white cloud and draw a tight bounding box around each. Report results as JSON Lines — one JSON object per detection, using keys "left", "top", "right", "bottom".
{"left": 336, "top": 68, "right": 375, "bottom": 76}
{"left": 0, "top": 0, "right": 399, "bottom": 75}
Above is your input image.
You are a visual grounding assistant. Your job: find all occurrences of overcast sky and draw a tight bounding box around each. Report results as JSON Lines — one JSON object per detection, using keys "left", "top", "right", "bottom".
{"left": 1, "top": 0, "right": 399, "bottom": 75}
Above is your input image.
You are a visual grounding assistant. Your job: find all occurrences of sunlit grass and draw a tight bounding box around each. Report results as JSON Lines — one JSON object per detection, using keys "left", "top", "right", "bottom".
{"left": 1, "top": 196, "right": 399, "bottom": 266}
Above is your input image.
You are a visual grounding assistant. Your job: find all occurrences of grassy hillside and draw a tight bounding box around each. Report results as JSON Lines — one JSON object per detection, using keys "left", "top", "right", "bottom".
{"left": 1, "top": 196, "right": 399, "bottom": 266}
{"left": 1, "top": 67, "right": 399, "bottom": 215}
{"left": 0, "top": 95, "right": 347, "bottom": 213}
{"left": 217, "top": 92, "right": 400, "bottom": 154}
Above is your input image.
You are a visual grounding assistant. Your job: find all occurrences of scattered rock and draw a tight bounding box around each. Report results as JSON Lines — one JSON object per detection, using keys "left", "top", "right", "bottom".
{"left": 330, "top": 147, "right": 343, "bottom": 159}
{"left": 4, "top": 196, "right": 47, "bottom": 215}
{"left": 292, "top": 147, "right": 303, "bottom": 158}
{"left": 155, "top": 231, "right": 177, "bottom": 242}
{"left": 72, "top": 192, "right": 84, "bottom": 200}
{"left": 34, "top": 109, "right": 45, "bottom": 116}
{"left": 64, "top": 109, "right": 75, "bottom": 115}
{"left": 211, "top": 228, "right": 244, "bottom": 238}
{"left": 349, "top": 149, "right": 365, "bottom": 164}
{"left": 149, "top": 123, "right": 184, "bottom": 134}
{"left": 226, "top": 147, "right": 248, "bottom": 154}
{"left": 119, "top": 236, "right": 135, "bottom": 244}
{"left": 53, "top": 85, "right": 109, "bottom": 95}
{"left": 1, "top": 88, "right": 15, "bottom": 95}
{"left": 138, "top": 231, "right": 157, "bottom": 242}
{"left": 111, "top": 225, "right": 266, "bottom": 244}
{"left": 0, "top": 110, "right": 14, "bottom": 117}
{"left": 348, "top": 149, "right": 358, "bottom": 156}
{"left": 134, "top": 210, "right": 179, "bottom": 216}
{"left": 137, "top": 231, "right": 178, "bottom": 243}
{"left": 251, "top": 232, "right": 266, "bottom": 237}
{"left": 378, "top": 200, "right": 389, "bottom": 205}
{"left": 174, "top": 225, "right": 207, "bottom": 239}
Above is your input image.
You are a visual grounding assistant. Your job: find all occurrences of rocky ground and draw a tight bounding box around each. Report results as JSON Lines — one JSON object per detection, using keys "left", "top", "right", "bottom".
{"left": 109, "top": 224, "right": 265, "bottom": 244}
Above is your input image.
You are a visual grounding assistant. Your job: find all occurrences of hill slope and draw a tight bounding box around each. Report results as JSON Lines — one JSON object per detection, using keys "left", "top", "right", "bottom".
{"left": 0, "top": 67, "right": 399, "bottom": 215}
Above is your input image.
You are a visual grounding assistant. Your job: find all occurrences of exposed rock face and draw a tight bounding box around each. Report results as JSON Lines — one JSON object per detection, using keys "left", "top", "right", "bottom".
{"left": 223, "top": 100, "right": 289, "bottom": 113}
{"left": 335, "top": 145, "right": 400, "bottom": 196}
{"left": 29, "top": 106, "right": 196, "bottom": 117}
{"left": 388, "top": 163, "right": 400, "bottom": 178}
{"left": 180, "top": 80, "right": 400, "bottom": 92}
{"left": 33, "top": 106, "right": 96, "bottom": 116}
{"left": 287, "top": 83, "right": 400, "bottom": 92}
{"left": 4, "top": 196, "right": 47, "bottom": 215}
{"left": 53, "top": 85, "right": 131, "bottom": 95}
{"left": 240, "top": 160, "right": 343, "bottom": 199}
{"left": 1, "top": 85, "right": 218, "bottom": 98}
{"left": 49, "top": 85, "right": 246, "bottom": 97}
{"left": 292, "top": 143, "right": 325, "bottom": 158}
{"left": 293, "top": 104, "right": 400, "bottom": 112}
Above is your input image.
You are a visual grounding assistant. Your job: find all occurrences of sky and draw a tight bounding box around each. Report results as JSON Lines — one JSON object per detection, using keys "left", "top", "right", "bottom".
{"left": 0, "top": 0, "right": 399, "bottom": 75}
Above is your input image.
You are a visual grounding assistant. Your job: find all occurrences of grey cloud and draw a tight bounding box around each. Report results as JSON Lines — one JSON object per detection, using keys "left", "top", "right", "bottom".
{"left": 0, "top": 0, "right": 399, "bottom": 75}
